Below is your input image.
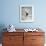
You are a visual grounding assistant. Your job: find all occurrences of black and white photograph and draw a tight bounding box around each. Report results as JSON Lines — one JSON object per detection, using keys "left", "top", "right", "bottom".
{"left": 20, "top": 5, "right": 34, "bottom": 22}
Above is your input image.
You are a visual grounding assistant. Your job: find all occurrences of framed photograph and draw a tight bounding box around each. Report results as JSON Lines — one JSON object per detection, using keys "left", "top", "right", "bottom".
{"left": 20, "top": 5, "right": 34, "bottom": 22}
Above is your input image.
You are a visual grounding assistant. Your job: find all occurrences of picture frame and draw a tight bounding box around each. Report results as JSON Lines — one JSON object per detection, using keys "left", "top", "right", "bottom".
{"left": 20, "top": 5, "right": 34, "bottom": 22}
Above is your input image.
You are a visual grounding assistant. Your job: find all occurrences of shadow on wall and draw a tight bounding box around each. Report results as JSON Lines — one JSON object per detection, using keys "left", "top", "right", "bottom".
{"left": 0, "top": 24, "right": 7, "bottom": 43}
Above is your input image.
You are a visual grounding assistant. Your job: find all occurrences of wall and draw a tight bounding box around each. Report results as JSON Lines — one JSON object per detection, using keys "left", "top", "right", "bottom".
{"left": 0, "top": 0, "right": 46, "bottom": 29}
